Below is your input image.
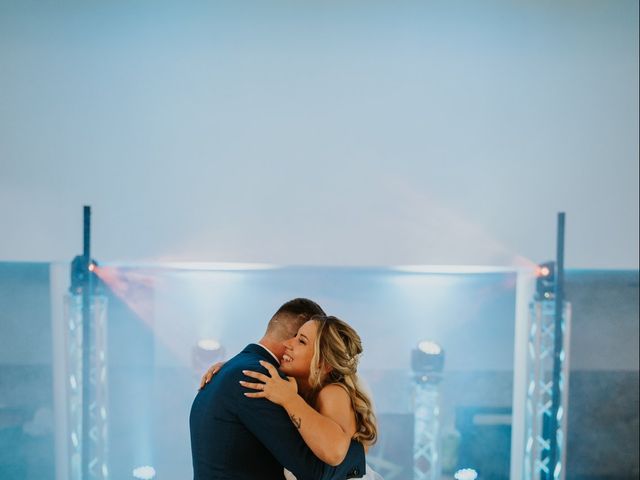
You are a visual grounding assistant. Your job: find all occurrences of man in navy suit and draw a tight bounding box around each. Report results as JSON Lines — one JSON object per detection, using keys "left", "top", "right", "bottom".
{"left": 190, "top": 298, "right": 366, "bottom": 479}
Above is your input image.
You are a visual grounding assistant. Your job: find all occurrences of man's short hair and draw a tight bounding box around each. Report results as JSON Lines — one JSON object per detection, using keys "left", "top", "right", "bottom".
{"left": 265, "top": 298, "right": 326, "bottom": 341}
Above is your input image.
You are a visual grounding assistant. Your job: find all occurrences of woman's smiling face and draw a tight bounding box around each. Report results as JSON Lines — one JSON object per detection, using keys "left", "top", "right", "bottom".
{"left": 280, "top": 320, "right": 318, "bottom": 379}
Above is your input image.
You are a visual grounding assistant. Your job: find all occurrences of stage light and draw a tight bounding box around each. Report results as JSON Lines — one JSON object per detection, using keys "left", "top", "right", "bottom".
{"left": 418, "top": 341, "right": 442, "bottom": 356}
{"left": 535, "top": 261, "right": 555, "bottom": 301}
{"left": 454, "top": 468, "right": 478, "bottom": 480}
{"left": 192, "top": 338, "right": 225, "bottom": 374}
{"left": 70, "top": 255, "right": 101, "bottom": 294}
{"left": 411, "top": 340, "right": 445, "bottom": 379}
{"left": 197, "top": 339, "right": 222, "bottom": 351}
{"left": 132, "top": 465, "right": 156, "bottom": 479}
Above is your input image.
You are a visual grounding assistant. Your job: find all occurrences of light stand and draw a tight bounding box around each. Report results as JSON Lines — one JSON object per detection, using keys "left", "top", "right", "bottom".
{"left": 524, "top": 213, "right": 571, "bottom": 480}
{"left": 412, "top": 341, "right": 444, "bottom": 480}
{"left": 64, "top": 206, "right": 109, "bottom": 479}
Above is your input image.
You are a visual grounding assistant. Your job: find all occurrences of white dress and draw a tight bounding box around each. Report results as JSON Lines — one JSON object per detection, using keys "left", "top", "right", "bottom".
{"left": 284, "top": 464, "right": 384, "bottom": 479}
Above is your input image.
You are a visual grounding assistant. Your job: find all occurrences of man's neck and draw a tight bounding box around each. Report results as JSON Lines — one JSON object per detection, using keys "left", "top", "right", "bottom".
{"left": 257, "top": 338, "right": 282, "bottom": 364}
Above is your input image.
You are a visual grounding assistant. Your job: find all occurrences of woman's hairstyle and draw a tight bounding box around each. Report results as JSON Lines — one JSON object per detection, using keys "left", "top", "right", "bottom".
{"left": 307, "top": 315, "right": 377, "bottom": 445}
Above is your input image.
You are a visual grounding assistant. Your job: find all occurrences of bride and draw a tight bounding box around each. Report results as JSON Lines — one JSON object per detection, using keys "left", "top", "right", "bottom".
{"left": 202, "top": 314, "right": 383, "bottom": 480}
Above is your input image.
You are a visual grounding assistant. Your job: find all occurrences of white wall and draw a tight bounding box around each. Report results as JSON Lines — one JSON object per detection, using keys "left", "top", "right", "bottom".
{"left": 1, "top": 0, "right": 638, "bottom": 269}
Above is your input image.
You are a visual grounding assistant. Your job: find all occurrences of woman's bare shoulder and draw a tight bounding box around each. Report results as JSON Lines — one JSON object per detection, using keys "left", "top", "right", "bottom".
{"left": 316, "top": 384, "right": 353, "bottom": 412}
{"left": 316, "top": 383, "right": 356, "bottom": 434}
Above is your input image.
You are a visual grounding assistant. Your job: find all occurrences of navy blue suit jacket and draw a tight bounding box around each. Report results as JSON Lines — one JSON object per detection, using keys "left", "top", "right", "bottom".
{"left": 190, "top": 344, "right": 366, "bottom": 479}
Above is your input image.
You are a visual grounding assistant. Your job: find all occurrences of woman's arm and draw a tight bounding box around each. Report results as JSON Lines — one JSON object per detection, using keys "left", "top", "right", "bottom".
{"left": 242, "top": 361, "right": 357, "bottom": 466}
{"left": 199, "top": 361, "right": 225, "bottom": 390}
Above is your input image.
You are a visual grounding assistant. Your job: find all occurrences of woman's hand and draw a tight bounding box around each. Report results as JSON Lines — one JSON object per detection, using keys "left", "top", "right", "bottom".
{"left": 199, "top": 361, "right": 225, "bottom": 390}
{"left": 241, "top": 360, "right": 298, "bottom": 407}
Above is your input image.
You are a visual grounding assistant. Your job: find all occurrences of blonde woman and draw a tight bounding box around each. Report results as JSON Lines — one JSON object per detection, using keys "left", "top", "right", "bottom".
{"left": 240, "top": 315, "right": 382, "bottom": 480}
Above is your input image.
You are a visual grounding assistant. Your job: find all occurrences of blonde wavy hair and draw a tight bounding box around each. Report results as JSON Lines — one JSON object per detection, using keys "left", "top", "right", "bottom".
{"left": 306, "top": 315, "right": 377, "bottom": 446}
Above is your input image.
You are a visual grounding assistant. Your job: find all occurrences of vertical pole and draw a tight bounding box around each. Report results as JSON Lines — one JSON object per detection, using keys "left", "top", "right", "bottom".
{"left": 510, "top": 268, "right": 537, "bottom": 480}
{"left": 82, "top": 206, "right": 91, "bottom": 480}
{"left": 559, "top": 303, "right": 572, "bottom": 480}
{"left": 548, "top": 212, "right": 565, "bottom": 479}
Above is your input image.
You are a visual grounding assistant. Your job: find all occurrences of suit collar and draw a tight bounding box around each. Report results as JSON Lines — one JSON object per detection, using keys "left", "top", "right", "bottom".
{"left": 257, "top": 342, "right": 280, "bottom": 365}
{"left": 242, "top": 343, "right": 280, "bottom": 367}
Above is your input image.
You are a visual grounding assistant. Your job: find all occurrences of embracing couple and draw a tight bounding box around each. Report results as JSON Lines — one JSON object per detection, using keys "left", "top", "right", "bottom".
{"left": 189, "top": 298, "right": 383, "bottom": 479}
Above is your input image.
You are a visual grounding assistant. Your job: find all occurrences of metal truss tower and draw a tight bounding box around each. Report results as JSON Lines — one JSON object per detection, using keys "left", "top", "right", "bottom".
{"left": 524, "top": 212, "right": 572, "bottom": 480}
{"left": 63, "top": 206, "right": 109, "bottom": 479}
{"left": 64, "top": 293, "right": 109, "bottom": 479}
{"left": 524, "top": 299, "right": 571, "bottom": 480}
{"left": 413, "top": 379, "right": 441, "bottom": 480}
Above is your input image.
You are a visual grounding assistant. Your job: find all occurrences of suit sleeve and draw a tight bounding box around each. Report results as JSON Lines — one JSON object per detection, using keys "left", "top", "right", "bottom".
{"left": 234, "top": 368, "right": 366, "bottom": 480}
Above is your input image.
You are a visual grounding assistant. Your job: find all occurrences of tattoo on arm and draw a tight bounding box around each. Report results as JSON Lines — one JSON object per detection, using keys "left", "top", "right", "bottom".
{"left": 289, "top": 414, "right": 302, "bottom": 429}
